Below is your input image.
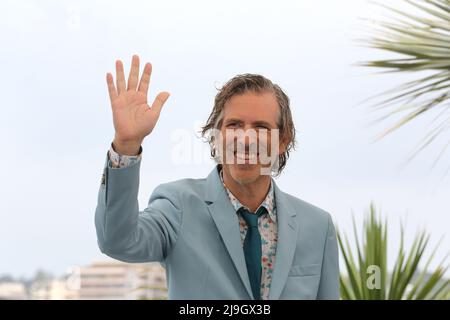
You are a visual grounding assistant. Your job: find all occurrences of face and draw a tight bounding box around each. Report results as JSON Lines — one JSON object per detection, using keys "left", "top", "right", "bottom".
{"left": 217, "top": 91, "right": 287, "bottom": 185}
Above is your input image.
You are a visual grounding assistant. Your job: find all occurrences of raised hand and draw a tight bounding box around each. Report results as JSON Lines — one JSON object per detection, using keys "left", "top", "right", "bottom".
{"left": 106, "top": 55, "right": 170, "bottom": 155}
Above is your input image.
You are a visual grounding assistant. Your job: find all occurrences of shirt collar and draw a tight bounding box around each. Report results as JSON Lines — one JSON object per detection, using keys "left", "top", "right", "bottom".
{"left": 219, "top": 167, "right": 277, "bottom": 222}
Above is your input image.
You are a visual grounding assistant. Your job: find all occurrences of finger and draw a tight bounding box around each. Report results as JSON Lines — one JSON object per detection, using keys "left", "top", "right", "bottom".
{"left": 106, "top": 73, "right": 118, "bottom": 102}
{"left": 149, "top": 91, "right": 170, "bottom": 117}
{"left": 127, "top": 54, "right": 140, "bottom": 91}
{"left": 116, "top": 60, "right": 126, "bottom": 94}
{"left": 138, "top": 62, "right": 152, "bottom": 95}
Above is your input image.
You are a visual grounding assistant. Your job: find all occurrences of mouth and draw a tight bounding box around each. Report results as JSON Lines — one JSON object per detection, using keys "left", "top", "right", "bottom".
{"left": 233, "top": 151, "right": 259, "bottom": 163}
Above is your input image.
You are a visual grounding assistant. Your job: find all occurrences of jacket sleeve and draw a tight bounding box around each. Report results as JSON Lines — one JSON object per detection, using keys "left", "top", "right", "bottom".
{"left": 317, "top": 214, "right": 340, "bottom": 299}
{"left": 95, "top": 151, "right": 182, "bottom": 263}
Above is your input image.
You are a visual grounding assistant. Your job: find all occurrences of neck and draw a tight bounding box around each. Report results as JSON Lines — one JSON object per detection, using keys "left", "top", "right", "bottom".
{"left": 221, "top": 166, "right": 271, "bottom": 212}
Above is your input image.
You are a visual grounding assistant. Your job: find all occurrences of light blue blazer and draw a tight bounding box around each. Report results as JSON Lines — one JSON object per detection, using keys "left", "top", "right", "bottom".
{"left": 95, "top": 153, "right": 339, "bottom": 299}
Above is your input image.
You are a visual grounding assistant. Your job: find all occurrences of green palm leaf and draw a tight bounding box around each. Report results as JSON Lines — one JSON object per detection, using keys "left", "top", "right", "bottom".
{"left": 338, "top": 202, "right": 449, "bottom": 299}
{"left": 358, "top": 0, "right": 450, "bottom": 168}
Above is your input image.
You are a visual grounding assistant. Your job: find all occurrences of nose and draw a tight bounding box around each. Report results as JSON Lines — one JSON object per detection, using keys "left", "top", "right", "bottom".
{"left": 234, "top": 128, "right": 258, "bottom": 145}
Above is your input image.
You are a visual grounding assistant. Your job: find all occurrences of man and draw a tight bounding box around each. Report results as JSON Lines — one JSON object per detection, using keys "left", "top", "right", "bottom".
{"left": 95, "top": 54, "right": 339, "bottom": 300}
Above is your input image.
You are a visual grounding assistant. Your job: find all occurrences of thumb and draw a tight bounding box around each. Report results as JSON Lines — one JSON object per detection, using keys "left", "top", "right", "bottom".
{"left": 150, "top": 91, "right": 170, "bottom": 117}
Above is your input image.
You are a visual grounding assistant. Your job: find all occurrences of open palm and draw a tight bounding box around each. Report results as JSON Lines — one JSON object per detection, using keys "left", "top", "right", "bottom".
{"left": 106, "top": 55, "right": 170, "bottom": 144}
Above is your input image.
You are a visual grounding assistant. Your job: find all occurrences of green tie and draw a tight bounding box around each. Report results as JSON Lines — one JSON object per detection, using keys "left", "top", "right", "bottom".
{"left": 239, "top": 206, "right": 267, "bottom": 300}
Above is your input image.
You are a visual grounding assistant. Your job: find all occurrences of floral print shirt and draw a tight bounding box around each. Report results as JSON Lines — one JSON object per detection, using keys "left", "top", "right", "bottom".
{"left": 108, "top": 143, "right": 142, "bottom": 168}
{"left": 219, "top": 169, "right": 278, "bottom": 300}
{"left": 107, "top": 146, "right": 278, "bottom": 300}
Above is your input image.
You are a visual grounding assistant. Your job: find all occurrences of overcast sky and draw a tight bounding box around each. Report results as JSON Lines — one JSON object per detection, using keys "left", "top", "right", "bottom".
{"left": 1, "top": 0, "right": 448, "bottom": 278}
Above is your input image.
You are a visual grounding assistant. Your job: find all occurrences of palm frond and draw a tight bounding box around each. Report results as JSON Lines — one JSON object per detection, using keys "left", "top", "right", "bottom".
{"left": 338, "top": 202, "right": 449, "bottom": 299}
{"left": 359, "top": 0, "right": 450, "bottom": 168}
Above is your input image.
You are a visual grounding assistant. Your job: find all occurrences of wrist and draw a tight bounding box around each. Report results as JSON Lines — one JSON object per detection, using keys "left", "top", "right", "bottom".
{"left": 112, "top": 137, "right": 142, "bottom": 156}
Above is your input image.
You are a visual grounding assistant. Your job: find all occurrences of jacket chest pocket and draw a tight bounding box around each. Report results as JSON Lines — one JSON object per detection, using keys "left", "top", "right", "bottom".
{"left": 288, "top": 263, "right": 321, "bottom": 277}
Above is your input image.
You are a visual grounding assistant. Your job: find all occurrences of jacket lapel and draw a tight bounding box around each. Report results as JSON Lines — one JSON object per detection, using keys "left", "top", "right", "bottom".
{"left": 204, "top": 165, "right": 254, "bottom": 299}
{"left": 268, "top": 181, "right": 299, "bottom": 299}
{"left": 203, "top": 166, "right": 299, "bottom": 300}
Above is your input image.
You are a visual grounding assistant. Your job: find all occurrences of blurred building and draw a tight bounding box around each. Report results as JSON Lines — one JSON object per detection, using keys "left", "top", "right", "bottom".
{"left": 30, "top": 277, "right": 79, "bottom": 300}
{"left": 0, "top": 282, "right": 28, "bottom": 299}
{"left": 30, "top": 260, "right": 167, "bottom": 300}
